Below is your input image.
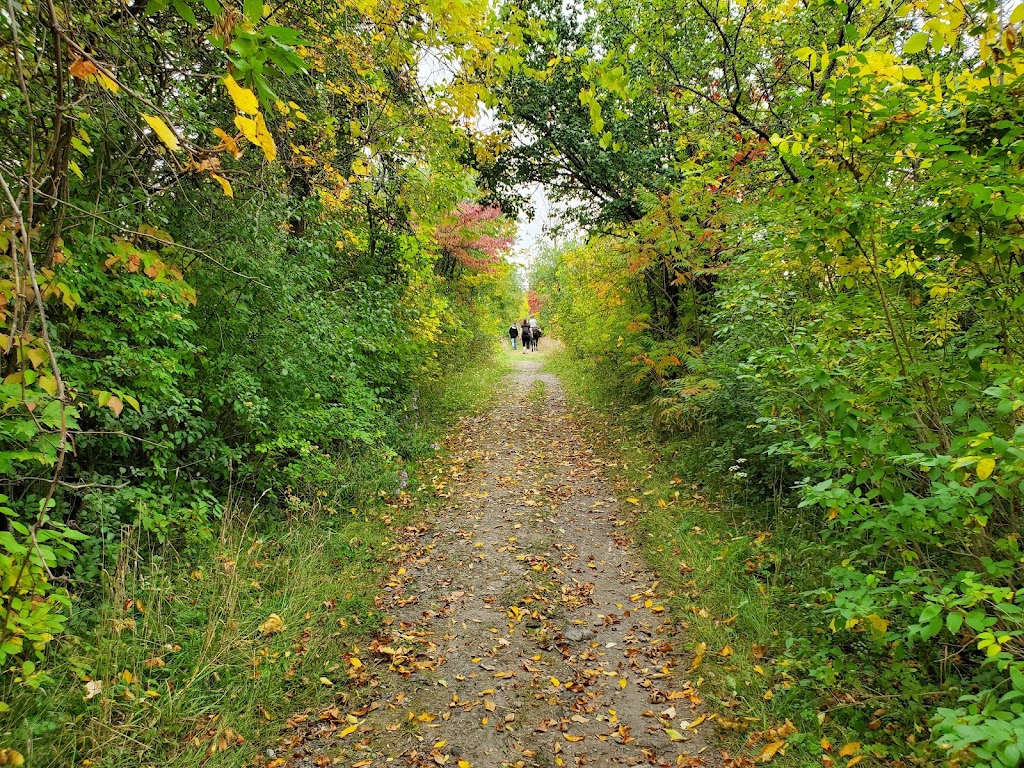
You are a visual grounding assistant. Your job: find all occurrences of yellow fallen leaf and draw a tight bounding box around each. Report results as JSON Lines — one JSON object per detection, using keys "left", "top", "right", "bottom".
{"left": 223, "top": 74, "right": 259, "bottom": 115}
{"left": 338, "top": 722, "right": 359, "bottom": 738}
{"left": 719, "top": 644, "right": 734, "bottom": 657}
{"left": 349, "top": 657, "right": 362, "bottom": 668}
{"left": 758, "top": 740, "right": 785, "bottom": 762}
{"left": 258, "top": 613, "right": 285, "bottom": 635}
{"left": 846, "top": 757, "right": 863, "bottom": 768}
{"left": 664, "top": 728, "right": 687, "bottom": 742}
{"left": 563, "top": 733, "right": 584, "bottom": 742}
{"left": 141, "top": 113, "right": 180, "bottom": 153}
{"left": 458, "top": 761, "right": 471, "bottom": 768}
{"left": 319, "top": 677, "right": 334, "bottom": 686}
{"left": 685, "top": 714, "right": 706, "bottom": 730}
{"left": 619, "top": 678, "right": 627, "bottom": 688}
{"left": 838, "top": 743, "right": 860, "bottom": 757}
{"left": 688, "top": 642, "right": 707, "bottom": 673}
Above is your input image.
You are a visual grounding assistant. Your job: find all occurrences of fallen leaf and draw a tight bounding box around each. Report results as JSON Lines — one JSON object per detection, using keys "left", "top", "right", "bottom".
{"left": 688, "top": 642, "right": 707, "bottom": 672}
{"left": 258, "top": 613, "right": 285, "bottom": 636}
{"left": 758, "top": 740, "right": 785, "bottom": 762}
{"left": 838, "top": 743, "right": 860, "bottom": 757}
{"left": 338, "top": 722, "right": 360, "bottom": 738}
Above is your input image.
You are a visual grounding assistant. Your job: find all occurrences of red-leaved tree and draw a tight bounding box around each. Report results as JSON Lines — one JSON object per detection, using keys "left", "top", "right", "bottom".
{"left": 527, "top": 290, "right": 541, "bottom": 316}
{"left": 433, "top": 202, "right": 514, "bottom": 275}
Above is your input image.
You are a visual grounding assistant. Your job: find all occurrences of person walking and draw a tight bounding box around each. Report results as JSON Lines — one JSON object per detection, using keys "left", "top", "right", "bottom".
{"left": 508, "top": 322, "right": 519, "bottom": 350}
{"left": 520, "top": 319, "right": 532, "bottom": 354}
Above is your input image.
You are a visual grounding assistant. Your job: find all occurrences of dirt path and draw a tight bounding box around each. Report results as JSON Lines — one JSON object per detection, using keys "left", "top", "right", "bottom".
{"left": 276, "top": 355, "right": 717, "bottom": 768}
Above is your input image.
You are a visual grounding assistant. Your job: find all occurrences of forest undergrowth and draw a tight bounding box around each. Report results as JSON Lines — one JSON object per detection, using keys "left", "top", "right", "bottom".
{"left": 4, "top": 0, "right": 1024, "bottom": 765}
{"left": 551, "top": 350, "right": 842, "bottom": 768}
{"left": 10, "top": 357, "right": 507, "bottom": 768}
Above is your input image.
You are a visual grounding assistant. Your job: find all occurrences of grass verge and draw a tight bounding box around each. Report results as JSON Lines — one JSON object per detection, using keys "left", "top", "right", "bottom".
{"left": 547, "top": 349, "right": 832, "bottom": 768}
{"left": 7, "top": 350, "right": 506, "bottom": 768}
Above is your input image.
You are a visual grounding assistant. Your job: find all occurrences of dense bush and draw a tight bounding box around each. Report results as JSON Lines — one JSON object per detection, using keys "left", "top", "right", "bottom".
{"left": 507, "top": 1, "right": 1024, "bottom": 764}
{"left": 0, "top": 0, "right": 517, "bottom": 761}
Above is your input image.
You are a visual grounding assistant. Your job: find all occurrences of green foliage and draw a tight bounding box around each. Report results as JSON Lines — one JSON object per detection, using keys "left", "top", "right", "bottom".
{"left": 513, "top": 0, "right": 1024, "bottom": 764}
{"left": 0, "top": 0, "right": 516, "bottom": 760}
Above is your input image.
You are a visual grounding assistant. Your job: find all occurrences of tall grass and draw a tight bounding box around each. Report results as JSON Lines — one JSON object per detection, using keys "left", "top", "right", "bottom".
{"left": 6, "top": 352, "right": 505, "bottom": 768}
{"left": 547, "top": 348, "right": 828, "bottom": 766}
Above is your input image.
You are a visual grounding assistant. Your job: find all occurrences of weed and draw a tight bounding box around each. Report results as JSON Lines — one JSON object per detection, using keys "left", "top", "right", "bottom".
{"left": 547, "top": 348, "right": 828, "bottom": 767}
{"left": 4, "top": 355, "right": 503, "bottom": 767}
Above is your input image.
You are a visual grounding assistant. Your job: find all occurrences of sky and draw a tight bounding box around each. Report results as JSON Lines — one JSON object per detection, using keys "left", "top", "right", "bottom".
{"left": 509, "top": 184, "right": 556, "bottom": 269}
{"left": 414, "top": 49, "right": 573, "bottom": 278}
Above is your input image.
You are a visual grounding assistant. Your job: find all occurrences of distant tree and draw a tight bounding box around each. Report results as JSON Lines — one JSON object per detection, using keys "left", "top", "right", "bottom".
{"left": 433, "top": 203, "right": 515, "bottom": 275}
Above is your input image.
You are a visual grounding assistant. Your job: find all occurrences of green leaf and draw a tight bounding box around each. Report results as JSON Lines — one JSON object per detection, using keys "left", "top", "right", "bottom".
{"left": 171, "top": 0, "right": 198, "bottom": 25}
{"left": 903, "top": 32, "right": 929, "bottom": 55}
{"left": 965, "top": 610, "right": 988, "bottom": 632}
{"left": 946, "top": 612, "right": 963, "bottom": 634}
{"left": 952, "top": 398, "right": 971, "bottom": 419}
{"left": 243, "top": 0, "right": 262, "bottom": 23}
{"left": 264, "top": 24, "right": 305, "bottom": 45}
{"left": 919, "top": 603, "right": 942, "bottom": 623}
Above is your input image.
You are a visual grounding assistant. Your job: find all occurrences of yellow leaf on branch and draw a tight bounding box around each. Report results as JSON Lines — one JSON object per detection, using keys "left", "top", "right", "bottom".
{"left": 211, "top": 173, "right": 233, "bottom": 197}
{"left": 223, "top": 75, "right": 259, "bottom": 115}
{"left": 141, "top": 114, "right": 181, "bottom": 152}
{"left": 976, "top": 458, "right": 995, "bottom": 480}
{"left": 235, "top": 113, "right": 277, "bottom": 162}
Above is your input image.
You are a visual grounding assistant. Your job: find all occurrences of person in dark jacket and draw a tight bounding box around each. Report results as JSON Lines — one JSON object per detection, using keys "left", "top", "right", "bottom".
{"left": 520, "top": 320, "right": 533, "bottom": 353}
{"left": 508, "top": 322, "right": 519, "bottom": 350}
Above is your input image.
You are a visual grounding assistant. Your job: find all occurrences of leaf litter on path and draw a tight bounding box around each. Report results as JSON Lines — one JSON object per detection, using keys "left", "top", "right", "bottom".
{"left": 270, "top": 359, "right": 734, "bottom": 768}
